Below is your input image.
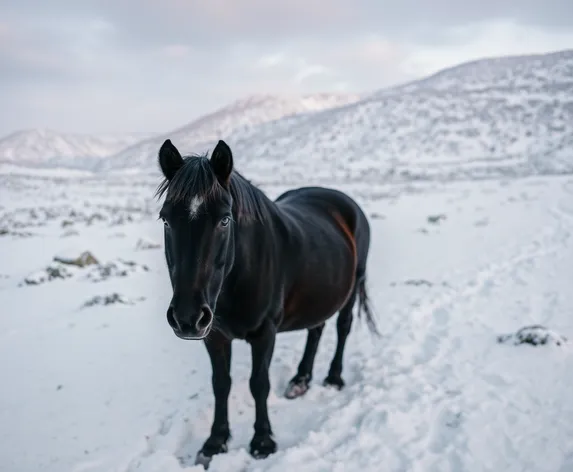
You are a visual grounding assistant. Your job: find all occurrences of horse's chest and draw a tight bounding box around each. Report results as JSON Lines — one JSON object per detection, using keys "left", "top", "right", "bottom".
{"left": 214, "top": 292, "right": 275, "bottom": 339}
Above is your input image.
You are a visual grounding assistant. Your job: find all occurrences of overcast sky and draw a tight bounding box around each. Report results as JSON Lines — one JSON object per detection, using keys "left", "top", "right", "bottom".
{"left": 1, "top": 0, "right": 573, "bottom": 136}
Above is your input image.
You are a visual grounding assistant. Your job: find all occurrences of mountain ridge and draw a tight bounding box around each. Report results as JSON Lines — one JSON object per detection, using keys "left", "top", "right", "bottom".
{"left": 95, "top": 92, "right": 363, "bottom": 173}
{"left": 113, "top": 48, "right": 573, "bottom": 185}
{"left": 0, "top": 128, "right": 156, "bottom": 170}
{"left": 2, "top": 48, "right": 572, "bottom": 184}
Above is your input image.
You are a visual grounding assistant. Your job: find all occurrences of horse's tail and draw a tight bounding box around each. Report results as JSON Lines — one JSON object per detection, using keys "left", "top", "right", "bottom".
{"left": 356, "top": 273, "right": 380, "bottom": 337}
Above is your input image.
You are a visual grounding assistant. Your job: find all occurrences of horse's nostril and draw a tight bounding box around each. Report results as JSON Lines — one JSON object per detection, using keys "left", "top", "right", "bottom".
{"left": 167, "top": 305, "right": 181, "bottom": 330}
{"left": 195, "top": 305, "right": 213, "bottom": 331}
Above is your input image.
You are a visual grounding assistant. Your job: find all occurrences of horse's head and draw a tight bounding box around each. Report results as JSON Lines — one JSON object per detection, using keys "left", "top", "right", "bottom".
{"left": 157, "top": 139, "right": 235, "bottom": 340}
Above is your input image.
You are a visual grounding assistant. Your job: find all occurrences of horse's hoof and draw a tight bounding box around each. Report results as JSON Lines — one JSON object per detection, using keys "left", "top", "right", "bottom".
{"left": 284, "top": 379, "right": 310, "bottom": 399}
{"left": 195, "top": 438, "right": 229, "bottom": 469}
{"left": 195, "top": 451, "right": 213, "bottom": 469}
{"left": 323, "top": 374, "right": 345, "bottom": 390}
{"left": 249, "top": 435, "right": 277, "bottom": 459}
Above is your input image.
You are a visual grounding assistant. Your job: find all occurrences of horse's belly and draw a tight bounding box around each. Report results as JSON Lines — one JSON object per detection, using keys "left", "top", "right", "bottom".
{"left": 279, "top": 204, "right": 359, "bottom": 332}
{"left": 279, "top": 268, "right": 355, "bottom": 332}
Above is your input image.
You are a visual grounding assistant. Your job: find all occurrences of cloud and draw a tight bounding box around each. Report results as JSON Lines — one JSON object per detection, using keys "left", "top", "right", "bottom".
{"left": 248, "top": 37, "right": 413, "bottom": 93}
{"left": 162, "top": 44, "right": 193, "bottom": 59}
{"left": 255, "top": 53, "right": 288, "bottom": 69}
{"left": 402, "top": 19, "right": 573, "bottom": 76}
{"left": 294, "top": 64, "right": 331, "bottom": 84}
{"left": 0, "top": 14, "right": 118, "bottom": 84}
{"left": 0, "top": 0, "right": 572, "bottom": 135}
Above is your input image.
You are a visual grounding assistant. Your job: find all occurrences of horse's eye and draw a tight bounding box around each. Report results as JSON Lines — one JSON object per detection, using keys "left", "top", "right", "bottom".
{"left": 220, "top": 216, "right": 231, "bottom": 227}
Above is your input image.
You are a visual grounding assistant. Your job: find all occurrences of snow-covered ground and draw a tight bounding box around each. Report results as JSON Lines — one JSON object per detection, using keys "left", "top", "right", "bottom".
{"left": 1, "top": 169, "right": 573, "bottom": 472}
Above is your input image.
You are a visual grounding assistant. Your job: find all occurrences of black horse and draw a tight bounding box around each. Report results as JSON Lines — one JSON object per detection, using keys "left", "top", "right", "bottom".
{"left": 156, "top": 138, "right": 378, "bottom": 468}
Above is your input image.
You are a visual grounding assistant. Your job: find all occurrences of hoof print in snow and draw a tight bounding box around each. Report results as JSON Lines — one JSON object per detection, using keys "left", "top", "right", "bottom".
{"left": 82, "top": 293, "right": 144, "bottom": 308}
{"left": 444, "top": 411, "right": 463, "bottom": 428}
{"left": 497, "top": 325, "right": 568, "bottom": 347}
{"left": 370, "top": 212, "right": 385, "bottom": 220}
{"left": 54, "top": 250, "right": 99, "bottom": 268}
{"left": 135, "top": 237, "right": 161, "bottom": 250}
{"left": 427, "top": 214, "right": 447, "bottom": 224}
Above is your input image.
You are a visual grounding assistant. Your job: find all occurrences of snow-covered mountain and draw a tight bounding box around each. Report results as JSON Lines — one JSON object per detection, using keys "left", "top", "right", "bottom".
{"left": 104, "top": 49, "right": 573, "bottom": 186}
{"left": 97, "top": 93, "right": 362, "bottom": 172}
{"left": 240, "top": 50, "right": 573, "bottom": 185}
{"left": 0, "top": 129, "right": 155, "bottom": 170}
{"left": 377, "top": 48, "right": 573, "bottom": 96}
{"left": 3, "top": 49, "right": 572, "bottom": 183}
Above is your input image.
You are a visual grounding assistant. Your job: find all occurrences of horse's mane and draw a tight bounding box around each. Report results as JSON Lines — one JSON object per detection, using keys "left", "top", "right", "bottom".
{"left": 155, "top": 153, "right": 270, "bottom": 223}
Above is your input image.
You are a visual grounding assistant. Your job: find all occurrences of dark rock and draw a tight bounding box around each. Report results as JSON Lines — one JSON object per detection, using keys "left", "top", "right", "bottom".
{"left": 497, "top": 324, "right": 568, "bottom": 346}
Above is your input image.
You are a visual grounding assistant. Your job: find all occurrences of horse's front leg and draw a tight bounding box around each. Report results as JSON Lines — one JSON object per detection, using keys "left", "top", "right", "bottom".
{"left": 196, "top": 331, "right": 232, "bottom": 468}
{"left": 247, "top": 318, "right": 278, "bottom": 459}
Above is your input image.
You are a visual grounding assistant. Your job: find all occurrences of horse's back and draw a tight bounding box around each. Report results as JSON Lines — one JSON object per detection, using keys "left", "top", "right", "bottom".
{"left": 275, "top": 186, "right": 370, "bottom": 262}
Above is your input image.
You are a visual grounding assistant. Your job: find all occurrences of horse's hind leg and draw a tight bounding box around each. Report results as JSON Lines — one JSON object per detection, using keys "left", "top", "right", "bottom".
{"left": 284, "top": 323, "right": 325, "bottom": 399}
{"left": 324, "top": 287, "right": 357, "bottom": 389}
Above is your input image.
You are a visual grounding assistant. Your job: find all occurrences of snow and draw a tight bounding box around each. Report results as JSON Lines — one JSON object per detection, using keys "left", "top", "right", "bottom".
{"left": 1, "top": 48, "right": 573, "bottom": 472}
{"left": 0, "top": 129, "right": 155, "bottom": 171}
{"left": 98, "top": 93, "right": 361, "bottom": 173}
{"left": 0, "top": 163, "right": 95, "bottom": 178}
{"left": 1, "top": 168, "right": 573, "bottom": 472}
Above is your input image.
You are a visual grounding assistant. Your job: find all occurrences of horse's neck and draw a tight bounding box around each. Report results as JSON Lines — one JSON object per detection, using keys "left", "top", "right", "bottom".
{"left": 230, "top": 175, "right": 290, "bottom": 256}
{"left": 232, "top": 198, "right": 287, "bottom": 268}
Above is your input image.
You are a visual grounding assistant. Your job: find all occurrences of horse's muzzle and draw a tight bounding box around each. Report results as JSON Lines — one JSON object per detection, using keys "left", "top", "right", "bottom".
{"left": 166, "top": 303, "right": 213, "bottom": 340}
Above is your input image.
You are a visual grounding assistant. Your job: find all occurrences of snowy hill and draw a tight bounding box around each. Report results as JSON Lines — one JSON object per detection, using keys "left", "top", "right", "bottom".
{"left": 378, "top": 48, "right": 573, "bottom": 95}
{"left": 222, "top": 49, "right": 573, "bottom": 185}
{"left": 102, "top": 49, "right": 573, "bottom": 186}
{"left": 98, "top": 93, "right": 361, "bottom": 173}
{"left": 5, "top": 50, "right": 572, "bottom": 182}
{"left": 0, "top": 129, "right": 155, "bottom": 170}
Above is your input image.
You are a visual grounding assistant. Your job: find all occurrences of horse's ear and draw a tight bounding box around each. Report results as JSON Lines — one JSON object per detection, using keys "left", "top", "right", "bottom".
{"left": 210, "top": 140, "right": 233, "bottom": 186}
{"left": 158, "top": 139, "right": 183, "bottom": 180}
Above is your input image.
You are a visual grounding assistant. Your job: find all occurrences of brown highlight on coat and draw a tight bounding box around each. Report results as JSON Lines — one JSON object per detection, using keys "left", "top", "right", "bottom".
{"left": 330, "top": 210, "right": 358, "bottom": 272}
